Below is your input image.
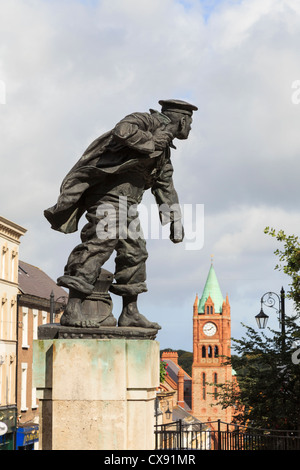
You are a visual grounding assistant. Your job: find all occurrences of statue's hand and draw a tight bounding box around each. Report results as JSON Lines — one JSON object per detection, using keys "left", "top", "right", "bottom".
{"left": 170, "top": 221, "right": 184, "bottom": 244}
{"left": 153, "top": 130, "right": 173, "bottom": 150}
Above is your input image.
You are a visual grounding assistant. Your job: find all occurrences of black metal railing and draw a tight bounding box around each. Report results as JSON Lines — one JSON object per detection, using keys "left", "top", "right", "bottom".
{"left": 155, "top": 419, "right": 300, "bottom": 450}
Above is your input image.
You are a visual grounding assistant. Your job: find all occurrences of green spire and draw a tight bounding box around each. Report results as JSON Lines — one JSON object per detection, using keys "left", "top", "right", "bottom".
{"left": 198, "top": 263, "right": 224, "bottom": 314}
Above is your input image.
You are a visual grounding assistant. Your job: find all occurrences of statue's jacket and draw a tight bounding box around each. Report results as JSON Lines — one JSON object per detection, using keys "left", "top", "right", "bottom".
{"left": 44, "top": 110, "right": 181, "bottom": 234}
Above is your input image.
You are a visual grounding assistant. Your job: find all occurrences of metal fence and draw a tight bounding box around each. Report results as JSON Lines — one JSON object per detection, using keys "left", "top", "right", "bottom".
{"left": 155, "top": 419, "right": 300, "bottom": 450}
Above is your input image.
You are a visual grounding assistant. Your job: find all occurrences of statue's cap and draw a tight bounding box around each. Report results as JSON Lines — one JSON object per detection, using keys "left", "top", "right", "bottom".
{"left": 159, "top": 99, "right": 198, "bottom": 116}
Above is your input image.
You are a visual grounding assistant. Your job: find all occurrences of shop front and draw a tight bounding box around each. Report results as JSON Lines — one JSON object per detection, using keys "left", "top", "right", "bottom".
{"left": 16, "top": 423, "right": 39, "bottom": 450}
{"left": 0, "top": 406, "right": 17, "bottom": 450}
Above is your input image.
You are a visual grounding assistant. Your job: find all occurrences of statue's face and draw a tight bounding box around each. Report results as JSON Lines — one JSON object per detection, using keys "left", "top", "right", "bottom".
{"left": 176, "top": 115, "right": 193, "bottom": 140}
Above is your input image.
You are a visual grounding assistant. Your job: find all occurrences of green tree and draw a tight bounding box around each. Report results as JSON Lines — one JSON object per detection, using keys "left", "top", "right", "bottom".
{"left": 264, "top": 227, "right": 300, "bottom": 312}
{"left": 160, "top": 360, "right": 168, "bottom": 383}
{"left": 213, "top": 228, "right": 300, "bottom": 430}
{"left": 215, "top": 320, "right": 300, "bottom": 429}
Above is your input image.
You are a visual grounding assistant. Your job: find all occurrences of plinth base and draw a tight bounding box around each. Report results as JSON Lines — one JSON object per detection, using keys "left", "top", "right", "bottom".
{"left": 33, "top": 329, "right": 159, "bottom": 450}
{"left": 38, "top": 323, "right": 159, "bottom": 340}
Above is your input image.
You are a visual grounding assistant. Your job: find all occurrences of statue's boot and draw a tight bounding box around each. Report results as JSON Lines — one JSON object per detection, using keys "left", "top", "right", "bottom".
{"left": 60, "top": 270, "right": 117, "bottom": 328}
{"left": 60, "top": 288, "right": 85, "bottom": 327}
{"left": 118, "top": 295, "right": 161, "bottom": 330}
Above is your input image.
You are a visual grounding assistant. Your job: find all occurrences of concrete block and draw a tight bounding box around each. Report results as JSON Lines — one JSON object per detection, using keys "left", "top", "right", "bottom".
{"left": 33, "top": 337, "right": 159, "bottom": 450}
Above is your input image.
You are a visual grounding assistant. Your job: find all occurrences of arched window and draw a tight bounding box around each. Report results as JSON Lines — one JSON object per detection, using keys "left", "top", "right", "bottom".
{"left": 202, "top": 346, "right": 206, "bottom": 358}
{"left": 208, "top": 346, "right": 212, "bottom": 358}
{"left": 202, "top": 373, "right": 206, "bottom": 399}
{"left": 214, "top": 373, "right": 218, "bottom": 400}
{"left": 206, "top": 306, "right": 209, "bottom": 315}
{"left": 214, "top": 346, "right": 219, "bottom": 357}
{"left": 210, "top": 306, "right": 213, "bottom": 315}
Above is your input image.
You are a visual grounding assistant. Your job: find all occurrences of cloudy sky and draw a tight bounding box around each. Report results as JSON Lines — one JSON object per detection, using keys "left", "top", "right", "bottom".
{"left": 1, "top": 0, "right": 300, "bottom": 351}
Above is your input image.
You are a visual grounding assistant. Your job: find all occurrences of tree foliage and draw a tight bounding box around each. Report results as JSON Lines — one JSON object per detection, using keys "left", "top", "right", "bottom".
{"left": 264, "top": 227, "right": 300, "bottom": 311}
{"left": 214, "top": 228, "right": 300, "bottom": 430}
{"left": 215, "top": 321, "right": 300, "bottom": 429}
{"left": 160, "top": 360, "right": 168, "bottom": 383}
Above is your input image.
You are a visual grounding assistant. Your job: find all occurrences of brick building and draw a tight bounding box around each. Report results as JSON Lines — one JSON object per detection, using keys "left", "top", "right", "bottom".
{"left": 192, "top": 262, "right": 234, "bottom": 424}
{"left": 16, "top": 260, "right": 67, "bottom": 449}
{"left": 160, "top": 262, "right": 235, "bottom": 429}
{"left": 160, "top": 351, "right": 195, "bottom": 422}
{"left": 0, "top": 216, "right": 26, "bottom": 450}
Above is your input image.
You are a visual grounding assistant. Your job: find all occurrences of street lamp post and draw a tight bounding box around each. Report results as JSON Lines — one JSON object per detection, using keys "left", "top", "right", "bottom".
{"left": 50, "top": 291, "right": 67, "bottom": 323}
{"left": 255, "top": 287, "right": 286, "bottom": 351}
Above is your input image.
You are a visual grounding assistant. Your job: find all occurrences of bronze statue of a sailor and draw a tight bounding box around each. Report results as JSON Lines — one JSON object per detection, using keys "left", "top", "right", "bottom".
{"left": 44, "top": 99, "right": 197, "bottom": 330}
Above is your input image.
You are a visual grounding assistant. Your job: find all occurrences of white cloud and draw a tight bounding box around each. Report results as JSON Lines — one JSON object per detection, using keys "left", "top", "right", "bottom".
{"left": 212, "top": 205, "right": 300, "bottom": 257}
{"left": 0, "top": 0, "right": 300, "bottom": 349}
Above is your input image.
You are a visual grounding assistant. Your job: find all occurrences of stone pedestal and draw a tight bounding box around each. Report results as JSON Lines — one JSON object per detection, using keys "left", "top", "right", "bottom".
{"left": 33, "top": 324, "right": 159, "bottom": 450}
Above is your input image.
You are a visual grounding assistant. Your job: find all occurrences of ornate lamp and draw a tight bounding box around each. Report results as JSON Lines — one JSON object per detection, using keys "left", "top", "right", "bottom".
{"left": 165, "top": 406, "right": 172, "bottom": 420}
{"left": 255, "top": 287, "right": 286, "bottom": 352}
{"left": 255, "top": 308, "right": 269, "bottom": 329}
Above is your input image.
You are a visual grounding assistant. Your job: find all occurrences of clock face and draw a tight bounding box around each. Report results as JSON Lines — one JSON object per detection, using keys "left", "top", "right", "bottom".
{"left": 203, "top": 322, "right": 217, "bottom": 336}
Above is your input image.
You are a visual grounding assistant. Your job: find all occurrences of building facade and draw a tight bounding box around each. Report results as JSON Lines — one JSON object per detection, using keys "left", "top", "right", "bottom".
{"left": 159, "top": 351, "right": 202, "bottom": 428}
{"left": 0, "top": 213, "right": 67, "bottom": 450}
{"left": 16, "top": 260, "right": 67, "bottom": 449}
{"left": 160, "top": 351, "right": 192, "bottom": 415}
{"left": 0, "top": 216, "right": 26, "bottom": 450}
{"left": 192, "top": 262, "right": 234, "bottom": 425}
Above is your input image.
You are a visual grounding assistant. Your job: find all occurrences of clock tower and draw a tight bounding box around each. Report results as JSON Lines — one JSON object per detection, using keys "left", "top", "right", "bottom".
{"left": 192, "top": 262, "right": 233, "bottom": 424}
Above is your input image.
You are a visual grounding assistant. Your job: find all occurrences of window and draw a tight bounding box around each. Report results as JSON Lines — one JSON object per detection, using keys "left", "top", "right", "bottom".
{"left": 0, "top": 359, "right": 3, "bottom": 404}
{"left": 214, "top": 346, "right": 219, "bottom": 357}
{"left": 214, "top": 373, "right": 218, "bottom": 400}
{"left": 0, "top": 299, "right": 4, "bottom": 339}
{"left": 0, "top": 296, "right": 7, "bottom": 340}
{"left": 21, "top": 363, "right": 28, "bottom": 411}
{"left": 42, "top": 311, "right": 47, "bottom": 325}
{"left": 7, "top": 355, "right": 15, "bottom": 405}
{"left": 1, "top": 245, "right": 7, "bottom": 279}
{"left": 208, "top": 345, "right": 212, "bottom": 358}
{"left": 32, "top": 386, "right": 37, "bottom": 409}
{"left": 202, "top": 373, "right": 206, "bottom": 399}
{"left": 11, "top": 250, "right": 17, "bottom": 282}
{"left": 22, "top": 307, "right": 29, "bottom": 348}
{"left": 7, "top": 358, "right": 12, "bottom": 404}
{"left": 210, "top": 306, "right": 213, "bottom": 315}
{"left": 33, "top": 309, "right": 38, "bottom": 340}
{"left": 202, "top": 346, "right": 206, "bottom": 358}
{"left": 9, "top": 301, "right": 15, "bottom": 341}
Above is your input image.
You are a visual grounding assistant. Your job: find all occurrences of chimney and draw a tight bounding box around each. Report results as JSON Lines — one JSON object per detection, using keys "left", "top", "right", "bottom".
{"left": 161, "top": 351, "right": 178, "bottom": 365}
{"left": 177, "top": 368, "right": 185, "bottom": 408}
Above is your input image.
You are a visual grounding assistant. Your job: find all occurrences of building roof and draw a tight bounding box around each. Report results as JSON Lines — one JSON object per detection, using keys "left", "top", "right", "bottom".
{"left": 172, "top": 405, "right": 207, "bottom": 427}
{"left": 198, "top": 263, "right": 224, "bottom": 313}
{"left": 162, "top": 357, "right": 192, "bottom": 412}
{"left": 18, "top": 260, "right": 67, "bottom": 302}
{"left": 165, "top": 359, "right": 192, "bottom": 384}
